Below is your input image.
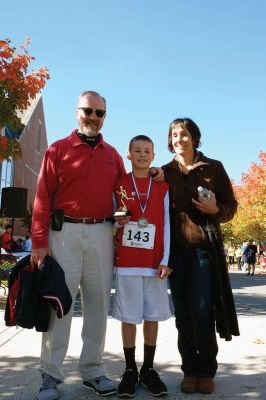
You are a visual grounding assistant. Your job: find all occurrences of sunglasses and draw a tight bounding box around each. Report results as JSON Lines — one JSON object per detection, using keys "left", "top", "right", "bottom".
{"left": 78, "top": 107, "right": 106, "bottom": 118}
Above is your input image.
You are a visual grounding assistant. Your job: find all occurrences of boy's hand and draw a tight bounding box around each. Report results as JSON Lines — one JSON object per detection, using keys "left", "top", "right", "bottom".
{"left": 192, "top": 191, "right": 219, "bottom": 215}
{"left": 150, "top": 167, "right": 164, "bottom": 182}
{"left": 156, "top": 265, "right": 173, "bottom": 279}
{"left": 114, "top": 207, "right": 131, "bottom": 226}
{"left": 115, "top": 216, "right": 131, "bottom": 226}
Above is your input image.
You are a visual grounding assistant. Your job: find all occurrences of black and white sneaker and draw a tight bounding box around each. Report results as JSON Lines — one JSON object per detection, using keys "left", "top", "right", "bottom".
{"left": 83, "top": 375, "right": 116, "bottom": 396}
{"left": 117, "top": 369, "right": 139, "bottom": 398}
{"left": 139, "top": 368, "right": 168, "bottom": 397}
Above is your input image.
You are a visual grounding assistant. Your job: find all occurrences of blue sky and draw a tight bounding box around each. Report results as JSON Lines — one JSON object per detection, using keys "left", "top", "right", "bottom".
{"left": 1, "top": 0, "right": 265, "bottom": 182}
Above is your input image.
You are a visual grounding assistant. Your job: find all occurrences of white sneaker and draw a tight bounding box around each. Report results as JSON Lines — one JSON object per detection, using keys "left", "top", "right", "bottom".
{"left": 36, "top": 374, "right": 59, "bottom": 400}
{"left": 83, "top": 375, "right": 116, "bottom": 396}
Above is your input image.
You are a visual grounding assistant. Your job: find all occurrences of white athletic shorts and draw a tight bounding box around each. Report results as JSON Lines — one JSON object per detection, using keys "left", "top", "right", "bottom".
{"left": 112, "top": 275, "right": 172, "bottom": 324}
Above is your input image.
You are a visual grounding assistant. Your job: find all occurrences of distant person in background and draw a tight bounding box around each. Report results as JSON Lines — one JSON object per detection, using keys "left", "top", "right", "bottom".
{"left": 16, "top": 238, "right": 24, "bottom": 252}
{"left": 243, "top": 240, "right": 257, "bottom": 276}
{"left": 24, "top": 235, "right": 32, "bottom": 252}
{"left": 241, "top": 242, "right": 248, "bottom": 270}
{"left": 257, "top": 242, "right": 264, "bottom": 265}
{"left": 2, "top": 224, "right": 12, "bottom": 253}
{"left": 235, "top": 245, "right": 242, "bottom": 271}
{"left": 227, "top": 244, "right": 235, "bottom": 269}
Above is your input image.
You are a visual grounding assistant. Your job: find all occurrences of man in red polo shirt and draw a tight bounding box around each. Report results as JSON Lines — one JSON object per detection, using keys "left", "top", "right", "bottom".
{"left": 31, "top": 90, "right": 126, "bottom": 400}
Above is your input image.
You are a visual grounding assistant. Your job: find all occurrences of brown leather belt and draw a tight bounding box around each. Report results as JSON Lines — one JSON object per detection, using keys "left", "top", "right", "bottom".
{"left": 64, "top": 216, "right": 112, "bottom": 224}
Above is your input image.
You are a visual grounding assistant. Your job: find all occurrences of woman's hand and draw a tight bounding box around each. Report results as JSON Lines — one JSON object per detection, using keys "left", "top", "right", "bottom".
{"left": 192, "top": 191, "right": 219, "bottom": 215}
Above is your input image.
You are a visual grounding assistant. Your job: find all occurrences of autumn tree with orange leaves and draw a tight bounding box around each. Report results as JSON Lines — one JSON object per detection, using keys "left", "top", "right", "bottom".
{"left": 0, "top": 38, "right": 50, "bottom": 161}
{"left": 222, "top": 152, "right": 266, "bottom": 242}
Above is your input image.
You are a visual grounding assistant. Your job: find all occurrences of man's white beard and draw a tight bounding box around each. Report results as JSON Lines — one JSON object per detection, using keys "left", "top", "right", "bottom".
{"left": 80, "top": 124, "right": 98, "bottom": 136}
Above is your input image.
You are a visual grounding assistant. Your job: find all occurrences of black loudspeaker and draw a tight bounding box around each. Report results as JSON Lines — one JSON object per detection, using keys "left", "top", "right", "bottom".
{"left": 1, "top": 187, "right": 28, "bottom": 218}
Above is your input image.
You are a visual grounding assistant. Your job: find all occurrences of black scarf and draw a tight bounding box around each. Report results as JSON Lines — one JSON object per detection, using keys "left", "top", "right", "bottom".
{"left": 76, "top": 131, "right": 101, "bottom": 148}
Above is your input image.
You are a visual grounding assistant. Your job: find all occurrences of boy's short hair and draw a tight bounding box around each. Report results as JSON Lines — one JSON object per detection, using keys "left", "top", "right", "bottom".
{"left": 129, "top": 135, "right": 154, "bottom": 151}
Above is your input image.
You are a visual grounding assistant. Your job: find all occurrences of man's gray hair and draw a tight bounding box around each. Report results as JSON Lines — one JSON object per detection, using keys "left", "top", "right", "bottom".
{"left": 78, "top": 91, "right": 106, "bottom": 107}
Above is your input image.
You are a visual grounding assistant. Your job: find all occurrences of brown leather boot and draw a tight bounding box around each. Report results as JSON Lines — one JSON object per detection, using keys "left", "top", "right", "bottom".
{"left": 180, "top": 376, "right": 198, "bottom": 393}
{"left": 197, "top": 377, "right": 215, "bottom": 394}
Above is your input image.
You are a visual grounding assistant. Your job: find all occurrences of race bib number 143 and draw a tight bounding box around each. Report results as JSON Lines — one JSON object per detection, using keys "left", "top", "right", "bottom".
{"left": 122, "top": 221, "right": 155, "bottom": 249}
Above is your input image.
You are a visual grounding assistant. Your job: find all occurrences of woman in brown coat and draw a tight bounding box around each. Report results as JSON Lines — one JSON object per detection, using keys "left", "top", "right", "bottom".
{"left": 162, "top": 118, "right": 239, "bottom": 395}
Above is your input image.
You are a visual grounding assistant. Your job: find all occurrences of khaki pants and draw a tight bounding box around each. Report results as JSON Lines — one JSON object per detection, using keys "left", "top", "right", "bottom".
{"left": 39, "top": 221, "right": 114, "bottom": 382}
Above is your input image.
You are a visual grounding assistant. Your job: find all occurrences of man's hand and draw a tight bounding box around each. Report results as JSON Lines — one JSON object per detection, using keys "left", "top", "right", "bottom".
{"left": 156, "top": 265, "right": 173, "bottom": 279}
{"left": 192, "top": 191, "right": 219, "bottom": 215}
{"left": 30, "top": 247, "right": 52, "bottom": 269}
{"left": 150, "top": 167, "right": 165, "bottom": 182}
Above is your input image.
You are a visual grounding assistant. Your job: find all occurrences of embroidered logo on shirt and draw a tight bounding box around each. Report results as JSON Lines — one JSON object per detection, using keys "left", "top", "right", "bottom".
{"left": 131, "top": 192, "right": 146, "bottom": 196}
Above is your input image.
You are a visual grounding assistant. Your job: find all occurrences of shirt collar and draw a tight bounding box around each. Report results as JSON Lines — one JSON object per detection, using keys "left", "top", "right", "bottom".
{"left": 172, "top": 151, "right": 210, "bottom": 171}
{"left": 69, "top": 129, "right": 106, "bottom": 148}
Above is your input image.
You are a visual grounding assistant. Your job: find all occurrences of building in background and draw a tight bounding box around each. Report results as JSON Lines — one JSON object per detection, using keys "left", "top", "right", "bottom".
{"left": 0, "top": 94, "right": 48, "bottom": 237}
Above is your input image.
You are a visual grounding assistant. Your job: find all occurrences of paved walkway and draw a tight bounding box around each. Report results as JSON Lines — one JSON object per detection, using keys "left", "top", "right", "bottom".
{"left": 1, "top": 270, "right": 266, "bottom": 399}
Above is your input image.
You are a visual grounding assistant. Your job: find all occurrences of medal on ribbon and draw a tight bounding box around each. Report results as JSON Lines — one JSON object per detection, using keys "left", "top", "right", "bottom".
{"left": 137, "top": 216, "right": 149, "bottom": 228}
{"left": 130, "top": 173, "right": 152, "bottom": 228}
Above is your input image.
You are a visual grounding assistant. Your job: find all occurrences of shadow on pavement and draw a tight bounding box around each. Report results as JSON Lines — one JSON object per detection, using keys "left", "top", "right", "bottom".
{"left": 1, "top": 352, "right": 266, "bottom": 400}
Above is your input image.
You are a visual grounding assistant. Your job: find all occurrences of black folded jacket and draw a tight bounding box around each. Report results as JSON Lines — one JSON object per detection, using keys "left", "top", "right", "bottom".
{"left": 5, "top": 255, "right": 72, "bottom": 332}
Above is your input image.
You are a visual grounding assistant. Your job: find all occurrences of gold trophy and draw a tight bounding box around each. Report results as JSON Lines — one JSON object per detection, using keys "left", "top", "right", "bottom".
{"left": 113, "top": 186, "right": 134, "bottom": 217}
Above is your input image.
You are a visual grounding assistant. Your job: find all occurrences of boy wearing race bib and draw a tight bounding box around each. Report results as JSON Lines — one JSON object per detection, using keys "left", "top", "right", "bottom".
{"left": 113, "top": 135, "right": 172, "bottom": 397}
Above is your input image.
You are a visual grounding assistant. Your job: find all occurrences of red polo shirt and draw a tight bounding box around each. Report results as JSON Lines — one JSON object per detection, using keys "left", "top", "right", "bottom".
{"left": 32, "top": 131, "right": 126, "bottom": 249}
